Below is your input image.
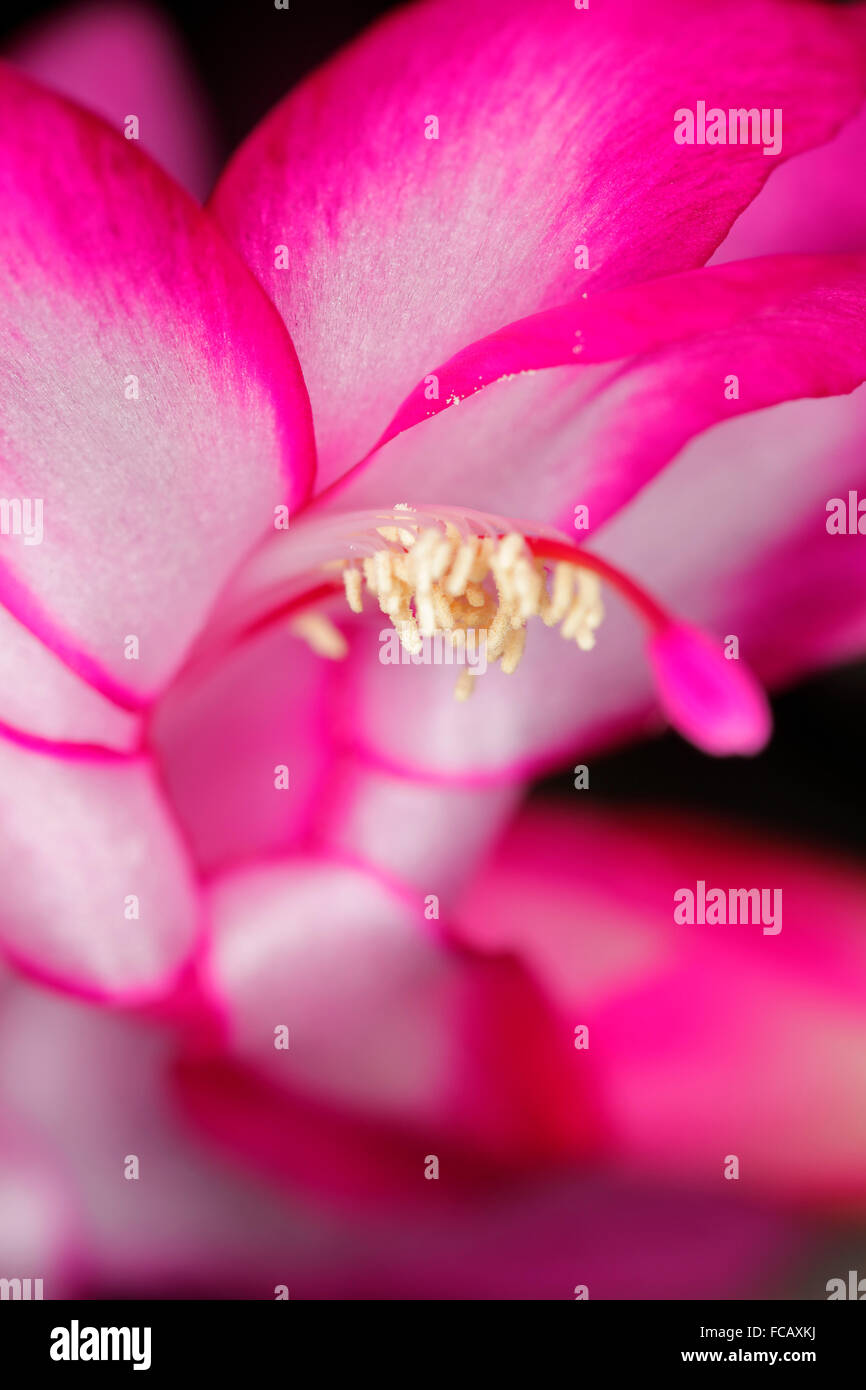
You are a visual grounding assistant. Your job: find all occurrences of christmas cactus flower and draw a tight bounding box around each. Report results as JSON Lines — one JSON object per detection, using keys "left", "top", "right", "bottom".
{"left": 1, "top": 0, "right": 866, "bottom": 1299}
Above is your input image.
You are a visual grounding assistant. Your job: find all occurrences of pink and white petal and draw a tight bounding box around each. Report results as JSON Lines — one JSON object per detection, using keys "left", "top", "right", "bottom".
{"left": 456, "top": 802, "right": 866, "bottom": 1207}
{"left": 0, "top": 739, "right": 201, "bottom": 1000}
{"left": 0, "top": 932, "right": 831, "bottom": 1298}
{"left": 335, "top": 383, "right": 866, "bottom": 781}
{"left": 0, "top": 983, "right": 809, "bottom": 1296}
{"left": 150, "top": 623, "right": 337, "bottom": 878}
{"left": 714, "top": 100, "right": 866, "bottom": 263}
{"left": 308, "top": 751, "right": 521, "bottom": 908}
{"left": 594, "top": 384, "right": 866, "bottom": 685}
{"left": 0, "top": 64, "right": 314, "bottom": 713}
{"left": 324, "top": 254, "right": 866, "bottom": 531}
{"left": 333, "top": 600, "right": 654, "bottom": 784}
{"left": 553, "top": 383, "right": 866, "bottom": 747}
{"left": 193, "top": 854, "right": 597, "bottom": 1203}
{"left": 213, "top": 0, "right": 866, "bottom": 487}
{"left": 0, "top": 1111, "right": 82, "bottom": 1297}
{"left": 0, "top": 601, "right": 140, "bottom": 753}
{"left": 0, "top": 980, "right": 338, "bottom": 1295}
{"left": 9, "top": 0, "right": 218, "bottom": 200}
{"left": 554, "top": 384, "right": 866, "bottom": 756}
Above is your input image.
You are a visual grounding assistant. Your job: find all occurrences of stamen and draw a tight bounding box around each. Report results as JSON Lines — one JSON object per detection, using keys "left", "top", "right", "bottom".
{"left": 288, "top": 611, "right": 348, "bottom": 660}
{"left": 454, "top": 668, "right": 476, "bottom": 703}
{"left": 342, "top": 567, "right": 363, "bottom": 614}
{"left": 541, "top": 563, "right": 574, "bottom": 626}
{"left": 191, "top": 502, "right": 772, "bottom": 757}
{"left": 337, "top": 510, "right": 604, "bottom": 698}
{"left": 445, "top": 541, "right": 477, "bottom": 597}
{"left": 501, "top": 626, "right": 526, "bottom": 675}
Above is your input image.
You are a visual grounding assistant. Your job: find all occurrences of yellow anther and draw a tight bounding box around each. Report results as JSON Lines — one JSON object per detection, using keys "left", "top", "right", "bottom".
{"left": 501, "top": 626, "right": 526, "bottom": 675}
{"left": 454, "top": 668, "right": 476, "bottom": 702}
{"left": 415, "top": 591, "right": 438, "bottom": 636}
{"left": 487, "top": 599, "right": 518, "bottom": 660}
{"left": 512, "top": 557, "right": 544, "bottom": 620}
{"left": 469, "top": 538, "right": 494, "bottom": 584}
{"left": 338, "top": 521, "right": 603, "bottom": 697}
{"left": 362, "top": 556, "right": 379, "bottom": 592}
{"left": 396, "top": 613, "right": 423, "bottom": 655}
{"left": 289, "top": 612, "right": 348, "bottom": 660}
{"left": 542, "top": 563, "right": 575, "bottom": 626}
{"left": 432, "top": 586, "right": 456, "bottom": 630}
{"left": 343, "top": 567, "right": 363, "bottom": 614}
{"left": 431, "top": 537, "right": 455, "bottom": 582}
{"left": 445, "top": 541, "right": 477, "bottom": 597}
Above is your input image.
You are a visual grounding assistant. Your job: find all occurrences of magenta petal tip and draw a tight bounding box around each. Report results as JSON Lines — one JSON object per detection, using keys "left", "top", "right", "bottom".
{"left": 647, "top": 623, "right": 772, "bottom": 757}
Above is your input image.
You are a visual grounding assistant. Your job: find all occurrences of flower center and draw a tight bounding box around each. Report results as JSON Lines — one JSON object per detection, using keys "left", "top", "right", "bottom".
{"left": 340, "top": 505, "right": 603, "bottom": 700}
{"left": 188, "top": 501, "right": 771, "bottom": 758}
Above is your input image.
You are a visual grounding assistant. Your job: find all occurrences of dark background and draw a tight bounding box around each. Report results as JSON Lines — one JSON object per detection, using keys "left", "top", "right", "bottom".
{"left": 3, "top": 0, "right": 863, "bottom": 855}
